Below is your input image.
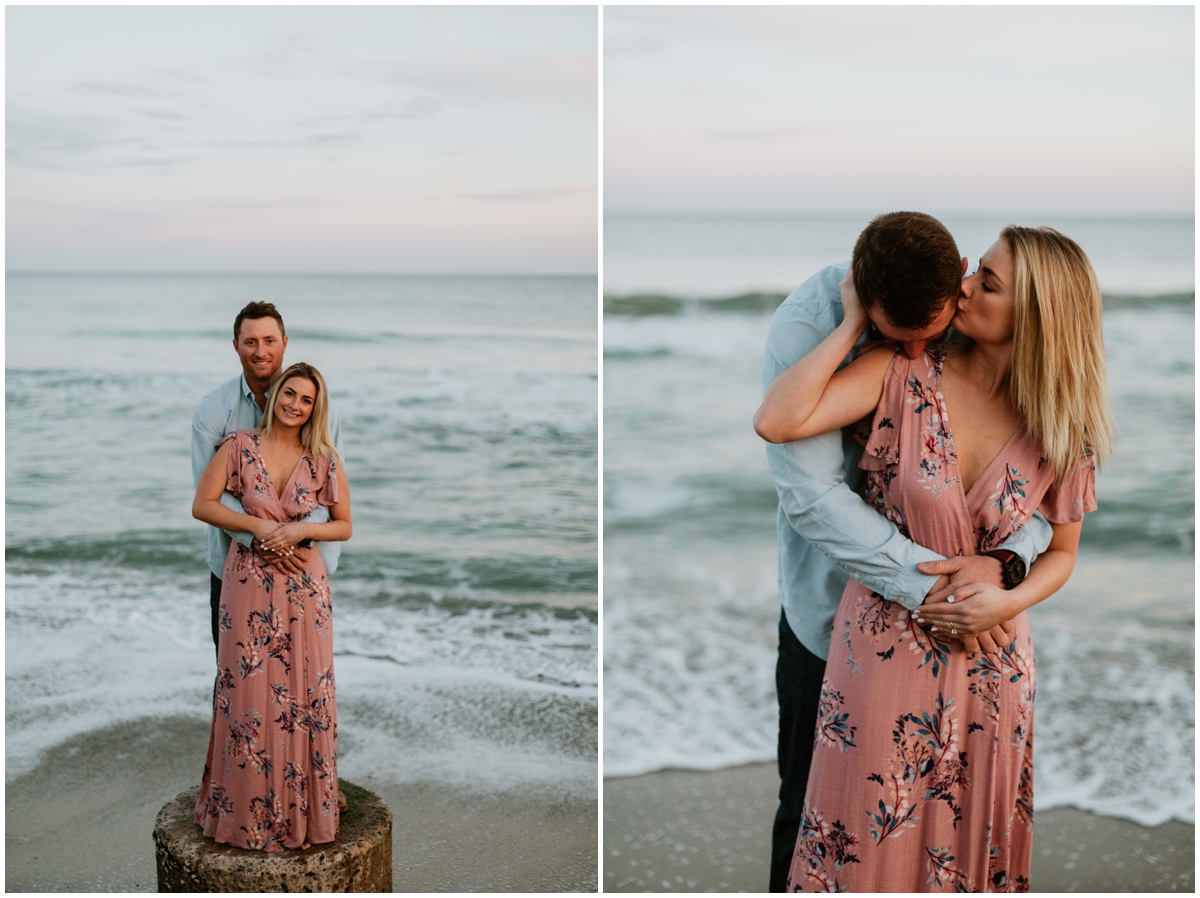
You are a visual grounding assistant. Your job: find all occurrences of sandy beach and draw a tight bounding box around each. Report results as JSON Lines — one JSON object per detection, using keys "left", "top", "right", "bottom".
{"left": 604, "top": 763, "right": 1193, "bottom": 892}
{"left": 5, "top": 715, "right": 597, "bottom": 892}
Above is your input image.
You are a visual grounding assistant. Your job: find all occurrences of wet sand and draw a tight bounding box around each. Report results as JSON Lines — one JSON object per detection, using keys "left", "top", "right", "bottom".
{"left": 5, "top": 715, "right": 596, "bottom": 892}
{"left": 604, "top": 763, "right": 1193, "bottom": 892}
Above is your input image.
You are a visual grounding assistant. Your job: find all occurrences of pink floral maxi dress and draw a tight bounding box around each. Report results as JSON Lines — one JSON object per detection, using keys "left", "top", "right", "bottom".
{"left": 194, "top": 429, "right": 341, "bottom": 851}
{"left": 786, "top": 348, "right": 1095, "bottom": 893}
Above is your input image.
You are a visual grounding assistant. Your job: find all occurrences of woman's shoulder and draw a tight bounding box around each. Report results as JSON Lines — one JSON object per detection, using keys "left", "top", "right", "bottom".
{"left": 304, "top": 448, "right": 339, "bottom": 478}
{"left": 853, "top": 341, "right": 903, "bottom": 377}
{"left": 219, "top": 428, "right": 261, "bottom": 450}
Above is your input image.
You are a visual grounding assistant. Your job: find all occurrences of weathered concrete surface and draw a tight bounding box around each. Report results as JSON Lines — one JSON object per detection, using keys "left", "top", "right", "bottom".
{"left": 154, "top": 779, "right": 392, "bottom": 893}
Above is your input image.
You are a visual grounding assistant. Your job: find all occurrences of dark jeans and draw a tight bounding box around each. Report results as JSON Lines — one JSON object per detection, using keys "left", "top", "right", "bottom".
{"left": 769, "top": 611, "right": 828, "bottom": 892}
{"left": 210, "top": 573, "right": 223, "bottom": 654}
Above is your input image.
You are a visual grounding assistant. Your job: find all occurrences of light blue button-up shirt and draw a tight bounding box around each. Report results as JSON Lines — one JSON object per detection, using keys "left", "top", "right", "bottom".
{"left": 191, "top": 373, "right": 344, "bottom": 578}
{"left": 763, "top": 262, "right": 1052, "bottom": 660}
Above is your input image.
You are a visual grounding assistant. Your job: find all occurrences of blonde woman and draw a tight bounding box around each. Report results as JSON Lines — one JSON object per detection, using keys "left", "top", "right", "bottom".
{"left": 755, "top": 228, "right": 1112, "bottom": 891}
{"left": 191, "top": 362, "right": 352, "bottom": 851}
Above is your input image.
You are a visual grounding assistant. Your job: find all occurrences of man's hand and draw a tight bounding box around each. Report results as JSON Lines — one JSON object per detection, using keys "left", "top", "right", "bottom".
{"left": 256, "top": 544, "right": 311, "bottom": 576}
{"left": 919, "top": 556, "right": 1003, "bottom": 601}
{"left": 837, "top": 268, "right": 868, "bottom": 334}
{"left": 918, "top": 556, "right": 1012, "bottom": 655}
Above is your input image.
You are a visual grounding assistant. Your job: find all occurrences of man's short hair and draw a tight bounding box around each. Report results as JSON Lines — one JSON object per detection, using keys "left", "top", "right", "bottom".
{"left": 851, "top": 212, "right": 961, "bottom": 330}
{"left": 233, "top": 302, "right": 286, "bottom": 341}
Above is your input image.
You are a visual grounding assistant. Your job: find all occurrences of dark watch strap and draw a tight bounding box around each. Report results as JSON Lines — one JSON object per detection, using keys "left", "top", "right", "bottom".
{"left": 982, "top": 549, "right": 1026, "bottom": 590}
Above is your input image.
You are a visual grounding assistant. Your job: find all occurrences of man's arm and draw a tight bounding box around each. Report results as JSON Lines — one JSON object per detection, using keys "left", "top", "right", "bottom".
{"left": 192, "top": 397, "right": 253, "bottom": 548}
{"left": 763, "top": 269, "right": 941, "bottom": 610}
{"left": 998, "top": 511, "right": 1053, "bottom": 573}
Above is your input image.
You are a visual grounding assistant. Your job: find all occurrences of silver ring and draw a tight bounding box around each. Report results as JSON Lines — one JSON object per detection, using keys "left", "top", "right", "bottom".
{"left": 951, "top": 627, "right": 958, "bottom": 635}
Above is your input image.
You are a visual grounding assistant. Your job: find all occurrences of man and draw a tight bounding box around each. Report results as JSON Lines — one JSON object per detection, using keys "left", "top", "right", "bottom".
{"left": 191, "top": 301, "right": 343, "bottom": 651}
{"left": 760, "top": 212, "right": 1051, "bottom": 892}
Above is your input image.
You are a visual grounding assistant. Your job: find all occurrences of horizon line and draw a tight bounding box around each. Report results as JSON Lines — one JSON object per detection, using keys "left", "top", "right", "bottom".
{"left": 604, "top": 209, "right": 1196, "bottom": 221}
{"left": 5, "top": 269, "right": 599, "bottom": 278}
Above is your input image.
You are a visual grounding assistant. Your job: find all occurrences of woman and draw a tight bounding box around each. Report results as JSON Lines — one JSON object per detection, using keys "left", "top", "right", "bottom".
{"left": 191, "top": 362, "right": 352, "bottom": 851}
{"left": 755, "top": 227, "right": 1113, "bottom": 892}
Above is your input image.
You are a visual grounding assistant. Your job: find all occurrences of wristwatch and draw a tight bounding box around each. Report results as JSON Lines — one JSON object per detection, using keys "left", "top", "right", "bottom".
{"left": 982, "top": 549, "right": 1026, "bottom": 590}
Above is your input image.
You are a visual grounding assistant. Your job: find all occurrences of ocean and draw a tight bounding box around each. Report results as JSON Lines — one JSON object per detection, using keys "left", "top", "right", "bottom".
{"left": 6, "top": 273, "right": 598, "bottom": 797}
{"left": 603, "top": 213, "right": 1194, "bottom": 827}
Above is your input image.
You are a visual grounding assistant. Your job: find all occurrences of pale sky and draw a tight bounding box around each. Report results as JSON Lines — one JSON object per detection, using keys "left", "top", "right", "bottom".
{"left": 605, "top": 6, "right": 1194, "bottom": 216}
{"left": 7, "top": 6, "right": 597, "bottom": 273}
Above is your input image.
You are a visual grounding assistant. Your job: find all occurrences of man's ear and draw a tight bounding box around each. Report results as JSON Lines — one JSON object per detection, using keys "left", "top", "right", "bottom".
{"left": 961, "top": 256, "right": 968, "bottom": 275}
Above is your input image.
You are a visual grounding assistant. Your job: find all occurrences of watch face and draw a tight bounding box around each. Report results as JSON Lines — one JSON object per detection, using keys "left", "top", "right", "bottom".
{"left": 1006, "top": 557, "right": 1026, "bottom": 585}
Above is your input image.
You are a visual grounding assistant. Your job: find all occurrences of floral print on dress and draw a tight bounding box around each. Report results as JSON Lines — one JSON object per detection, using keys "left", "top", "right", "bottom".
{"left": 967, "top": 638, "right": 1034, "bottom": 738}
{"left": 789, "top": 803, "right": 861, "bottom": 893}
{"left": 787, "top": 347, "right": 1095, "bottom": 893}
{"left": 854, "top": 591, "right": 893, "bottom": 641}
{"left": 903, "top": 348, "right": 960, "bottom": 500}
{"left": 194, "top": 429, "right": 341, "bottom": 851}
{"left": 814, "top": 678, "right": 857, "bottom": 753}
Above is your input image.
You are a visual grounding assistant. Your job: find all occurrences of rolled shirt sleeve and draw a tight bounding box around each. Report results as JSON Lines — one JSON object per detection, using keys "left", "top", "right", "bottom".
{"left": 995, "top": 510, "right": 1053, "bottom": 571}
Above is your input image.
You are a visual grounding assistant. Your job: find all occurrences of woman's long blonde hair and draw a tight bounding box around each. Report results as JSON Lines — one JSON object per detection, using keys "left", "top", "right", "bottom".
{"left": 260, "top": 362, "right": 339, "bottom": 463}
{"left": 1004, "top": 226, "right": 1114, "bottom": 484}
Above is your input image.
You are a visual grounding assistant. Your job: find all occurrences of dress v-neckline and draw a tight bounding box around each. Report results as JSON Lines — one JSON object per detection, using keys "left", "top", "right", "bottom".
{"left": 958, "top": 424, "right": 1027, "bottom": 504}
{"left": 928, "top": 355, "right": 1025, "bottom": 507}
{"left": 254, "top": 432, "right": 307, "bottom": 504}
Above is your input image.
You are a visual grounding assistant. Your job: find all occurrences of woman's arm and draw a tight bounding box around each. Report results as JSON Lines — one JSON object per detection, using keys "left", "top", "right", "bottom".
{"left": 916, "top": 520, "right": 1082, "bottom": 637}
{"left": 258, "top": 463, "right": 353, "bottom": 552}
{"left": 753, "top": 272, "right": 892, "bottom": 443}
{"left": 193, "top": 441, "right": 276, "bottom": 542}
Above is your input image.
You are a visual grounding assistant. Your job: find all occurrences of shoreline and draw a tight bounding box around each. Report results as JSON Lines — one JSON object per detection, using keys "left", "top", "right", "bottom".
{"left": 5, "top": 715, "right": 596, "bottom": 892}
{"left": 604, "top": 763, "right": 1193, "bottom": 892}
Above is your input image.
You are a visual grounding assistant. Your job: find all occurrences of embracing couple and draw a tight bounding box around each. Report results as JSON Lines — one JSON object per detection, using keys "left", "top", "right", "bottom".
{"left": 756, "top": 213, "right": 1112, "bottom": 892}
{"left": 189, "top": 302, "right": 352, "bottom": 851}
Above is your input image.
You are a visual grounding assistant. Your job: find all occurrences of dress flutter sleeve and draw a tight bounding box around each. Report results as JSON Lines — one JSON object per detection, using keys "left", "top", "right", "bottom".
{"left": 1038, "top": 448, "right": 1098, "bottom": 523}
{"left": 314, "top": 455, "right": 339, "bottom": 506}
{"left": 220, "top": 432, "right": 243, "bottom": 498}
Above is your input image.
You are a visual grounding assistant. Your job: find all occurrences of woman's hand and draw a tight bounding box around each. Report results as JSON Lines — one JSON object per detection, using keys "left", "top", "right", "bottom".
{"left": 258, "top": 522, "right": 309, "bottom": 555}
{"left": 838, "top": 268, "right": 869, "bottom": 336}
{"left": 916, "top": 583, "right": 1020, "bottom": 642}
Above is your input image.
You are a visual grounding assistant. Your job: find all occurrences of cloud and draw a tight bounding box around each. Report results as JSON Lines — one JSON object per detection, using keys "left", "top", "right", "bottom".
{"left": 350, "top": 51, "right": 596, "bottom": 114}
{"left": 138, "top": 109, "right": 189, "bottom": 123}
{"left": 693, "top": 125, "right": 858, "bottom": 142}
{"left": 115, "top": 155, "right": 191, "bottom": 171}
{"left": 300, "top": 131, "right": 363, "bottom": 148}
{"left": 292, "top": 97, "right": 442, "bottom": 129}
{"left": 604, "top": 32, "right": 667, "bottom": 60}
{"left": 69, "top": 79, "right": 166, "bottom": 98}
{"left": 458, "top": 184, "right": 596, "bottom": 202}
{"left": 243, "top": 27, "right": 331, "bottom": 80}
{"left": 6, "top": 107, "right": 126, "bottom": 168}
